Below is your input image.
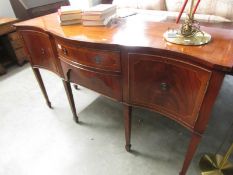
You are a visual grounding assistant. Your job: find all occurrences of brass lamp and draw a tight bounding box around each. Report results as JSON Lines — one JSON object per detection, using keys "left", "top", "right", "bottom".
{"left": 199, "top": 121, "right": 233, "bottom": 175}
{"left": 164, "top": 0, "right": 211, "bottom": 46}
{"left": 199, "top": 143, "right": 233, "bottom": 175}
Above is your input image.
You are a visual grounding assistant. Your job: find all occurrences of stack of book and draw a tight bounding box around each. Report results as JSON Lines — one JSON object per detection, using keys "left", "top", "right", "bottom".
{"left": 82, "top": 4, "right": 117, "bottom": 26}
{"left": 58, "top": 6, "right": 82, "bottom": 26}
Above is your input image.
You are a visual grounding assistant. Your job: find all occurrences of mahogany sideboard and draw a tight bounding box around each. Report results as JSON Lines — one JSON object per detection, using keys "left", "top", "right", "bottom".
{"left": 14, "top": 13, "right": 233, "bottom": 175}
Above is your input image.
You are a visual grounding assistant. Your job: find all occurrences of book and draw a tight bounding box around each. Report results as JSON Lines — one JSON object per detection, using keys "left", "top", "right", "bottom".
{"left": 60, "top": 13, "right": 82, "bottom": 21}
{"left": 82, "top": 14, "right": 115, "bottom": 26}
{"left": 60, "top": 6, "right": 82, "bottom": 15}
{"left": 83, "top": 4, "right": 116, "bottom": 15}
{"left": 82, "top": 9, "right": 116, "bottom": 21}
{"left": 60, "top": 19, "right": 82, "bottom": 26}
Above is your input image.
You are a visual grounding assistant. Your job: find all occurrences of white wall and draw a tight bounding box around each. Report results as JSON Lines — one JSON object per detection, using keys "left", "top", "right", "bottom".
{"left": 0, "top": 0, "right": 15, "bottom": 17}
{"left": 69, "top": 0, "right": 102, "bottom": 8}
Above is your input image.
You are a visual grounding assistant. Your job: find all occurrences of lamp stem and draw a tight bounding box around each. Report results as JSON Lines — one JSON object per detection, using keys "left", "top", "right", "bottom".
{"left": 189, "top": 0, "right": 195, "bottom": 18}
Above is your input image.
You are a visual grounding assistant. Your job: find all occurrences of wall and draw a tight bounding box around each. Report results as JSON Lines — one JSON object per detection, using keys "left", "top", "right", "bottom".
{"left": 0, "top": 0, "right": 15, "bottom": 17}
{"left": 69, "top": 0, "right": 102, "bottom": 8}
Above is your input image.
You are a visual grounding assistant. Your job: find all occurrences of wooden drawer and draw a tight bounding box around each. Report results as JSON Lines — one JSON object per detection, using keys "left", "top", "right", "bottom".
{"left": 10, "top": 40, "right": 23, "bottom": 49}
{"left": 14, "top": 48, "right": 28, "bottom": 65}
{"left": 8, "top": 32, "right": 20, "bottom": 41}
{"left": 60, "top": 60, "right": 122, "bottom": 101}
{"left": 15, "top": 47, "right": 27, "bottom": 59}
{"left": 56, "top": 40, "right": 121, "bottom": 72}
{"left": 129, "top": 53, "right": 211, "bottom": 128}
{"left": 19, "top": 30, "right": 58, "bottom": 73}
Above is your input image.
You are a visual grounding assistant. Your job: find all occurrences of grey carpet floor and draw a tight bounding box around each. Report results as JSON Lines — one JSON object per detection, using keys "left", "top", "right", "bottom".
{"left": 0, "top": 64, "right": 232, "bottom": 175}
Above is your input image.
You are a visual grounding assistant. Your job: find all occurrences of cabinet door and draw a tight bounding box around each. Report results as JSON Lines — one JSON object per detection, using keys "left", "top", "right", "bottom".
{"left": 129, "top": 53, "right": 211, "bottom": 128}
{"left": 20, "top": 30, "right": 58, "bottom": 73}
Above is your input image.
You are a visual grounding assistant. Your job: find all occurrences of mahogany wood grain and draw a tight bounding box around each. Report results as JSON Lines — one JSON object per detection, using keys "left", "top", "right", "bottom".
{"left": 179, "top": 70, "right": 224, "bottom": 175}
{"left": 19, "top": 30, "right": 58, "bottom": 74}
{"left": 60, "top": 59, "right": 122, "bottom": 101}
{"left": 129, "top": 53, "right": 211, "bottom": 129}
{"left": 55, "top": 39, "right": 121, "bottom": 72}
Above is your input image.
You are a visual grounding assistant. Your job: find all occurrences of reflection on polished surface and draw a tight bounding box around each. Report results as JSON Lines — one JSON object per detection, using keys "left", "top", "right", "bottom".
{"left": 16, "top": 13, "right": 233, "bottom": 71}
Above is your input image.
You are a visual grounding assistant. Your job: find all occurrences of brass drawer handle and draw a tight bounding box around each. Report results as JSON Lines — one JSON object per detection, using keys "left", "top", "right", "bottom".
{"left": 62, "top": 48, "right": 68, "bottom": 55}
{"left": 41, "top": 48, "right": 45, "bottom": 55}
{"left": 160, "top": 82, "right": 169, "bottom": 91}
{"left": 93, "top": 56, "right": 103, "bottom": 64}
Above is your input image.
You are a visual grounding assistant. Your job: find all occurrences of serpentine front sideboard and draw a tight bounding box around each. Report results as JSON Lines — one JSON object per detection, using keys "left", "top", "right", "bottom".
{"left": 14, "top": 13, "right": 233, "bottom": 175}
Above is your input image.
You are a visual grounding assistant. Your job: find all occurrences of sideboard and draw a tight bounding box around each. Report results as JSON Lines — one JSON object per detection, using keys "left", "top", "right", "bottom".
{"left": 14, "top": 13, "right": 233, "bottom": 175}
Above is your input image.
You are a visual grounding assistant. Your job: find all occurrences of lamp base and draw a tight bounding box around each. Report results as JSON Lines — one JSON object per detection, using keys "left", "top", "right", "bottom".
{"left": 199, "top": 154, "right": 233, "bottom": 175}
{"left": 164, "top": 30, "right": 211, "bottom": 46}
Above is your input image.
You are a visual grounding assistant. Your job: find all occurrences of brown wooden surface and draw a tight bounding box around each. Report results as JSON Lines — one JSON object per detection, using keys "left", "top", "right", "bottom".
{"left": 14, "top": 13, "right": 233, "bottom": 175}
{"left": 32, "top": 68, "right": 52, "bottom": 108}
{"left": 7, "top": 32, "right": 28, "bottom": 65}
{"left": 19, "top": 29, "right": 58, "bottom": 74}
{"left": 60, "top": 59, "right": 122, "bottom": 101}
{"left": 0, "top": 17, "right": 18, "bottom": 36}
{"left": 129, "top": 53, "right": 211, "bottom": 129}
{"left": 56, "top": 38, "right": 121, "bottom": 72}
{"left": 15, "top": 13, "right": 233, "bottom": 72}
{"left": 0, "top": 64, "right": 6, "bottom": 75}
{"left": 62, "top": 79, "right": 79, "bottom": 123}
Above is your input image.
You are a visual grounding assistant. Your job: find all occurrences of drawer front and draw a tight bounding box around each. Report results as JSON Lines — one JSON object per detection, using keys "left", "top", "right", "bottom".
{"left": 61, "top": 60, "right": 122, "bottom": 101}
{"left": 10, "top": 40, "right": 23, "bottom": 49}
{"left": 129, "top": 53, "right": 211, "bottom": 128}
{"left": 15, "top": 48, "right": 28, "bottom": 60}
{"left": 20, "top": 30, "right": 57, "bottom": 73}
{"left": 8, "top": 32, "right": 20, "bottom": 41}
{"left": 56, "top": 40, "right": 121, "bottom": 72}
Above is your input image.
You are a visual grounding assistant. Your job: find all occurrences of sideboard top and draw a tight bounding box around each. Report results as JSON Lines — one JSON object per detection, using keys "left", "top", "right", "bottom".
{"left": 15, "top": 13, "right": 233, "bottom": 72}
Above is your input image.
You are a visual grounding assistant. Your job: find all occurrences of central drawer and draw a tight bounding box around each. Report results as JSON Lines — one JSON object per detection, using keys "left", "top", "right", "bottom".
{"left": 60, "top": 59, "right": 122, "bottom": 101}
{"left": 55, "top": 40, "right": 121, "bottom": 72}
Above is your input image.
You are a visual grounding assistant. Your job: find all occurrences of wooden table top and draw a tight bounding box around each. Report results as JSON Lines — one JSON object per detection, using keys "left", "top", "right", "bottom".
{"left": 0, "top": 17, "right": 18, "bottom": 26}
{"left": 15, "top": 13, "right": 233, "bottom": 72}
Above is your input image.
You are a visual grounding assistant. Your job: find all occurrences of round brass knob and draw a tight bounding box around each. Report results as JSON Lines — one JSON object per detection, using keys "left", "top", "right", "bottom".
{"left": 93, "top": 56, "right": 102, "bottom": 64}
{"left": 41, "top": 48, "right": 45, "bottom": 55}
{"left": 160, "top": 82, "right": 169, "bottom": 91}
{"left": 62, "top": 48, "right": 68, "bottom": 55}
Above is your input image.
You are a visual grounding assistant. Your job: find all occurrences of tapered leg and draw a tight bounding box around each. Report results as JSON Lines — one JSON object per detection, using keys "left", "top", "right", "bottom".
{"left": 73, "top": 84, "right": 79, "bottom": 90}
{"left": 180, "top": 133, "right": 202, "bottom": 175}
{"left": 32, "top": 68, "right": 52, "bottom": 108}
{"left": 0, "top": 64, "right": 6, "bottom": 75}
{"left": 124, "top": 104, "right": 132, "bottom": 152}
{"left": 62, "top": 80, "right": 79, "bottom": 123}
